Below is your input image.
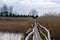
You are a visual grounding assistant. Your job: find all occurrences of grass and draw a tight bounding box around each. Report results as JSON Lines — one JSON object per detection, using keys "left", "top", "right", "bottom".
{"left": 0, "top": 17, "right": 33, "bottom": 33}
{"left": 0, "top": 16, "right": 60, "bottom": 40}
{"left": 37, "top": 15, "right": 60, "bottom": 40}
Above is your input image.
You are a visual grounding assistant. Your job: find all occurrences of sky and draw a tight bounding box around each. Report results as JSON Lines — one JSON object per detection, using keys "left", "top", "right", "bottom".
{"left": 0, "top": 0, "right": 60, "bottom": 16}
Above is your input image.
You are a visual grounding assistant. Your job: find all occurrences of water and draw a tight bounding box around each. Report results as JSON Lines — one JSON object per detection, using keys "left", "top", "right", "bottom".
{"left": 0, "top": 32, "right": 23, "bottom": 40}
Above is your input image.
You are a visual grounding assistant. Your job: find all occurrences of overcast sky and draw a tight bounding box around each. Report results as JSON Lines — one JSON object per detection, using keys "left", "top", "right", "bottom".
{"left": 0, "top": 0, "right": 60, "bottom": 16}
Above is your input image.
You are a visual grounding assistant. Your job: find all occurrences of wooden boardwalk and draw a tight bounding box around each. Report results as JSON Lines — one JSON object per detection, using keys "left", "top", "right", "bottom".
{"left": 24, "top": 22, "right": 51, "bottom": 40}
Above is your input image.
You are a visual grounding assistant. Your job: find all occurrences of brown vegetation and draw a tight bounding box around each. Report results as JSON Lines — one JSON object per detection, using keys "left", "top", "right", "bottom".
{"left": 37, "top": 15, "right": 60, "bottom": 40}
{"left": 0, "top": 16, "right": 60, "bottom": 40}
{"left": 0, "top": 17, "right": 33, "bottom": 33}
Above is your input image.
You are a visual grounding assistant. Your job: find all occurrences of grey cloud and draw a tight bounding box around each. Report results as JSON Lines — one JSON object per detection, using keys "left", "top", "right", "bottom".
{"left": 51, "top": 0, "right": 60, "bottom": 3}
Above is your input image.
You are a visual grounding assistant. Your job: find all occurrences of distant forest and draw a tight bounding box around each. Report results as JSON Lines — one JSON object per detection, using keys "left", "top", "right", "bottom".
{"left": 0, "top": 4, "right": 38, "bottom": 17}
{"left": 0, "top": 4, "right": 18, "bottom": 17}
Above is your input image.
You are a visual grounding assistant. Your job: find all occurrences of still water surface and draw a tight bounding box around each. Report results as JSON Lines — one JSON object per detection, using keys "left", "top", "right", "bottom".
{"left": 0, "top": 32, "right": 23, "bottom": 40}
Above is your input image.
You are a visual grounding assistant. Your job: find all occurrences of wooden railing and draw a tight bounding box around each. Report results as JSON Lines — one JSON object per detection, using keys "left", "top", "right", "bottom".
{"left": 38, "top": 23, "right": 51, "bottom": 40}
{"left": 24, "top": 22, "right": 51, "bottom": 40}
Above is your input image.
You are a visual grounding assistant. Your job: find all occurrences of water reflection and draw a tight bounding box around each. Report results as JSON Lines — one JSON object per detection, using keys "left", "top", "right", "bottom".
{"left": 0, "top": 32, "right": 23, "bottom": 40}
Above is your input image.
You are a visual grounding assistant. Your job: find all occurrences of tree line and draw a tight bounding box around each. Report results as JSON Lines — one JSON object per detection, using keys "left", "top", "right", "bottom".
{"left": 0, "top": 4, "right": 38, "bottom": 17}
{"left": 0, "top": 4, "right": 20, "bottom": 17}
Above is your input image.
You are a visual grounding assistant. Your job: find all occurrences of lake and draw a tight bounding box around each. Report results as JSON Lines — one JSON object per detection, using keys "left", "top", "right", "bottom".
{"left": 0, "top": 32, "right": 23, "bottom": 40}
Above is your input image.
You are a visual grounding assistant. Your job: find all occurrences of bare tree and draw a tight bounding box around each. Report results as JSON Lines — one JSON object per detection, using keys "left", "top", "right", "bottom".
{"left": 29, "top": 9, "right": 38, "bottom": 18}
{"left": 9, "top": 6, "right": 13, "bottom": 14}
{"left": 1, "top": 4, "right": 8, "bottom": 16}
{"left": 9, "top": 6, "right": 13, "bottom": 16}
